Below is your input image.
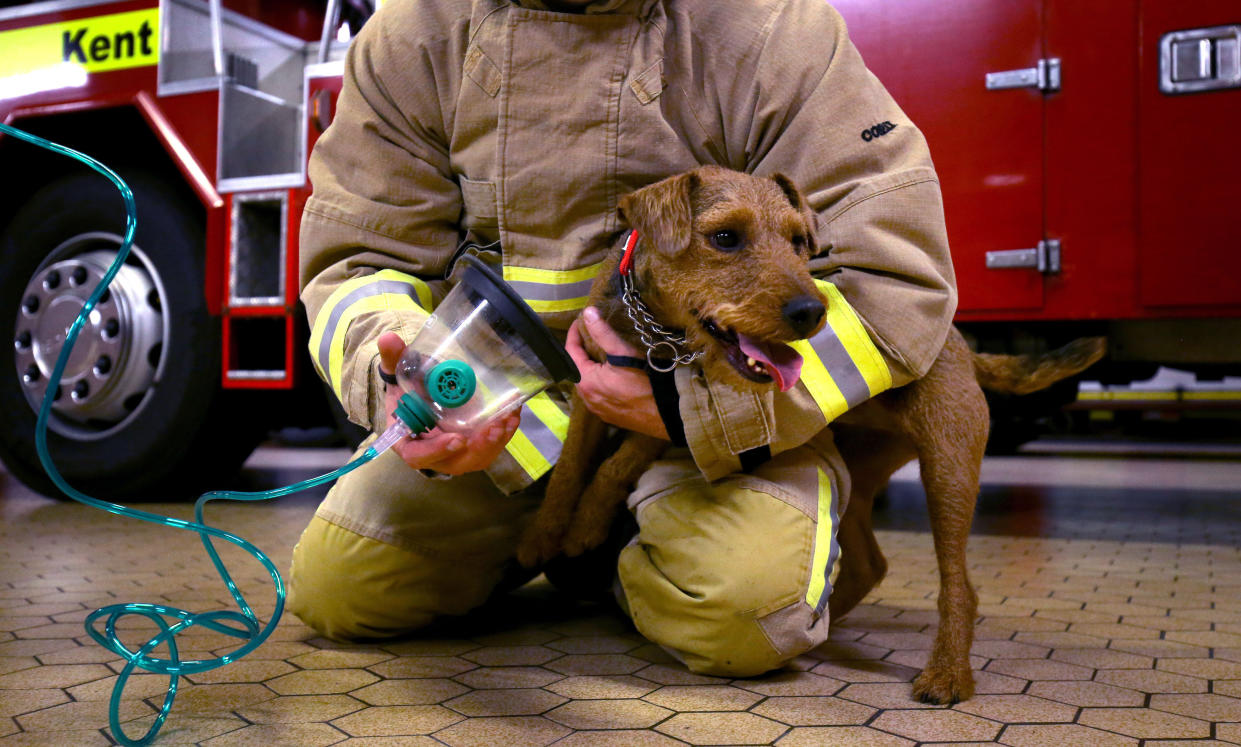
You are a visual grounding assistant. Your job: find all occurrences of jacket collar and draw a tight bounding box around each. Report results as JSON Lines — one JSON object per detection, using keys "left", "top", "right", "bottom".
{"left": 512, "top": 0, "right": 651, "bottom": 16}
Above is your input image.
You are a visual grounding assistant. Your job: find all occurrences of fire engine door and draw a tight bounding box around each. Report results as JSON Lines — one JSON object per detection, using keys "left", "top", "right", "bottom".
{"left": 833, "top": 0, "right": 1048, "bottom": 312}
{"left": 1138, "top": 2, "right": 1241, "bottom": 309}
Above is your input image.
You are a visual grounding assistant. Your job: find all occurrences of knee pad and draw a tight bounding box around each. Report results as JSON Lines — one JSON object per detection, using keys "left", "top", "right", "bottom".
{"left": 617, "top": 479, "right": 834, "bottom": 677}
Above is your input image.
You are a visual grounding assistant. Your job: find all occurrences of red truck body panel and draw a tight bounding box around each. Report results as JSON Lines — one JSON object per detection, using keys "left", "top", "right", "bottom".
{"left": 834, "top": 0, "right": 1241, "bottom": 324}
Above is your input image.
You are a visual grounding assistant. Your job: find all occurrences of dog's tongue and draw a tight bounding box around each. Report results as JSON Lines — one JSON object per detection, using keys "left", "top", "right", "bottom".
{"left": 738, "top": 334, "right": 803, "bottom": 392}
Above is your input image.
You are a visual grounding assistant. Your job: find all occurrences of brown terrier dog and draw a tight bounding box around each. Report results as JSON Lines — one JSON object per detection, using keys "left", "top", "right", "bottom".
{"left": 516, "top": 165, "right": 1104, "bottom": 704}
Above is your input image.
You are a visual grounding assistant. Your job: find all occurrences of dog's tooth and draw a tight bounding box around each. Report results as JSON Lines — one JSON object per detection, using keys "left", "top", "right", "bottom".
{"left": 746, "top": 357, "right": 757, "bottom": 367}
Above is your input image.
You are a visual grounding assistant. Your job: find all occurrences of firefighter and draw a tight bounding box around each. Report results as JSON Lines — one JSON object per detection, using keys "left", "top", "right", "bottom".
{"left": 290, "top": 0, "right": 955, "bottom": 676}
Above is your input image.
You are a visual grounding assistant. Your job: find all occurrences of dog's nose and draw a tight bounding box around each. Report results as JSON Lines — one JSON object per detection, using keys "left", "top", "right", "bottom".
{"left": 783, "top": 294, "right": 826, "bottom": 337}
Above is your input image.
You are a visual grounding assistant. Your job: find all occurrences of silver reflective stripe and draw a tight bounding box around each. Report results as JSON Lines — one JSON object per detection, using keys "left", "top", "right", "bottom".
{"left": 519, "top": 401, "right": 564, "bottom": 465}
{"left": 815, "top": 473, "right": 841, "bottom": 617}
{"left": 505, "top": 277, "right": 596, "bottom": 302}
{"left": 806, "top": 323, "right": 872, "bottom": 411}
{"left": 316, "top": 280, "right": 424, "bottom": 377}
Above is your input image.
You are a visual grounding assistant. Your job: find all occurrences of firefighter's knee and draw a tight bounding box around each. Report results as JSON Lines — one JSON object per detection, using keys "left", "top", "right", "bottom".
{"left": 287, "top": 514, "right": 505, "bottom": 641}
{"left": 617, "top": 456, "right": 841, "bottom": 677}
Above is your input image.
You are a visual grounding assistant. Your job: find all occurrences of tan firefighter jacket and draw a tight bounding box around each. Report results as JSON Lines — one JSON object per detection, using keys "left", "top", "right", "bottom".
{"left": 300, "top": 0, "right": 957, "bottom": 494}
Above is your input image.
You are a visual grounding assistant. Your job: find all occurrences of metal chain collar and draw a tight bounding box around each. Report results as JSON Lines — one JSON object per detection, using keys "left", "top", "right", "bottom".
{"left": 619, "top": 270, "right": 702, "bottom": 373}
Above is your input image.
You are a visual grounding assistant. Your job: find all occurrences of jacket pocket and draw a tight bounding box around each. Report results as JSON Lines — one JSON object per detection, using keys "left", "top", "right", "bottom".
{"left": 459, "top": 176, "right": 498, "bottom": 230}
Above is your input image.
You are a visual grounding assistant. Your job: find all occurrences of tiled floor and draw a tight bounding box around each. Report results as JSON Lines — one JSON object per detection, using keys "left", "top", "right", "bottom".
{"left": 1, "top": 445, "right": 1240, "bottom": 745}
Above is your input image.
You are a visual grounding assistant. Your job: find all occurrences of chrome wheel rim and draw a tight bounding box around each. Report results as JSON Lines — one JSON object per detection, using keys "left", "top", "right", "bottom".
{"left": 13, "top": 233, "right": 169, "bottom": 441}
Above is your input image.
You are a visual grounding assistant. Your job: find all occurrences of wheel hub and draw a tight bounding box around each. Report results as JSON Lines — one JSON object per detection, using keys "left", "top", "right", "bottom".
{"left": 14, "top": 247, "right": 165, "bottom": 437}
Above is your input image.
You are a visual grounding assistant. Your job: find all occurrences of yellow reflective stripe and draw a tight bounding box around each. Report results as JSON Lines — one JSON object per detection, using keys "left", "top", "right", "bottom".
{"left": 503, "top": 262, "right": 605, "bottom": 315}
{"left": 523, "top": 297, "right": 592, "bottom": 313}
{"left": 308, "top": 269, "right": 432, "bottom": 382}
{"left": 326, "top": 295, "right": 421, "bottom": 398}
{"left": 504, "top": 391, "right": 569, "bottom": 481}
{"left": 502, "top": 262, "right": 606, "bottom": 285}
{"left": 526, "top": 391, "right": 570, "bottom": 440}
{"left": 505, "top": 430, "right": 552, "bottom": 481}
{"left": 817, "top": 282, "right": 893, "bottom": 397}
{"left": 806, "top": 468, "right": 838, "bottom": 610}
{"left": 309, "top": 270, "right": 432, "bottom": 399}
{"left": 788, "top": 339, "right": 852, "bottom": 422}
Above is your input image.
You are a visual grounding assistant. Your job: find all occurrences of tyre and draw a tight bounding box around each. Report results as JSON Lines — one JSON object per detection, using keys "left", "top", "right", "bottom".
{"left": 0, "top": 172, "right": 262, "bottom": 498}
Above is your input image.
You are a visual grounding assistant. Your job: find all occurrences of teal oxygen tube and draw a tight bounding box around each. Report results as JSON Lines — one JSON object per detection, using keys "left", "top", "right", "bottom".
{"left": 0, "top": 123, "right": 577, "bottom": 745}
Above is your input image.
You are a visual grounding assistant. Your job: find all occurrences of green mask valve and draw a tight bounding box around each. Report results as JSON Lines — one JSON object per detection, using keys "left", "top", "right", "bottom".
{"left": 391, "top": 361, "right": 475, "bottom": 436}
{"left": 393, "top": 391, "right": 437, "bottom": 433}
{"left": 426, "top": 359, "right": 476, "bottom": 407}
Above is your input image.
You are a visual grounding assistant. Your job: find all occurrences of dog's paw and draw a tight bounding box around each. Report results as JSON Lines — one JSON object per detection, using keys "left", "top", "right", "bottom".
{"left": 561, "top": 520, "right": 611, "bottom": 558}
{"left": 515, "top": 528, "right": 563, "bottom": 569}
{"left": 911, "top": 665, "right": 975, "bottom": 705}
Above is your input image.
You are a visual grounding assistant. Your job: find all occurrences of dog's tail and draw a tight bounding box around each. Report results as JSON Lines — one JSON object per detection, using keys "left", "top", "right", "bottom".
{"left": 973, "top": 337, "right": 1106, "bottom": 395}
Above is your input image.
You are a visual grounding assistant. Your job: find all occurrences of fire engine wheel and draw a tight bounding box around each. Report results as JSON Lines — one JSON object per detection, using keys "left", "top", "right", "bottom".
{"left": 0, "top": 172, "right": 262, "bottom": 498}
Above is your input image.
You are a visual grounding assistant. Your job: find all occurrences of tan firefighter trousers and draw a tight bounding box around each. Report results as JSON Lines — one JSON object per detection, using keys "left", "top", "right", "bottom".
{"left": 287, "top": 433, "right": 849, "bottom": 677}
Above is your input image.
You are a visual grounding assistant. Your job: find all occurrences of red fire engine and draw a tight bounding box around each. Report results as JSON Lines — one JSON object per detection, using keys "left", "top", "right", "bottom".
{"left": 1, "top": 0, "right": 1238, "bottom": 496}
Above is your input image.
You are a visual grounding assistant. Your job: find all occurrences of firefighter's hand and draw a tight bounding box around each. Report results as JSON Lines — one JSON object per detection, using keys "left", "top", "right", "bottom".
{"left": 378, "top": 332, "right": 520, "bottom": 474}
{"left": 568, "top": 307, "right": 669, "bottom": 441}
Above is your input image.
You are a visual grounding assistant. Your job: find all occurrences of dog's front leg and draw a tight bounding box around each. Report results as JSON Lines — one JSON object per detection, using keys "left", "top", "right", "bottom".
{"left": 907, "top": 375, "right": 988, "bottom": 705}
{"left": 516, "top": 392, "right": 608, "bottom": 568}
{"left": 561, "top": 432, "right": 668, "bottom": 557}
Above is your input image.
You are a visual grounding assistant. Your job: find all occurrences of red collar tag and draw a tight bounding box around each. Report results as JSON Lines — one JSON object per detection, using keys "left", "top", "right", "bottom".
{"left": 618, "top": 230, "right": 639, "bottom": 276}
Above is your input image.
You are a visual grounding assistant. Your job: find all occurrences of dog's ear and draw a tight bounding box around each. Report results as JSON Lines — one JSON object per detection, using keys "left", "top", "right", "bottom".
{"left": 771, "top": 173, "right": 822, "bottom": 257}
{"left": 618, "top": 172, "right": 699, "bottom": 256}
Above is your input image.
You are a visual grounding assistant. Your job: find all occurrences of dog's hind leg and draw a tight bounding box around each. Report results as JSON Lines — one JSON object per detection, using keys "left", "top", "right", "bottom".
{"left": 517, "top": 393, "right": 609, "bottom": 568}
{"left": 828, "top": 426, "right": 916, "bottom": 621}
{"left": 561, "top": 432, "right": 668, "bottom": 557}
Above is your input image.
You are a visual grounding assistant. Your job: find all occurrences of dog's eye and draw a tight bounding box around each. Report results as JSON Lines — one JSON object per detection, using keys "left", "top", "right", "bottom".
{"left": 709, "top": 230, "right": 743, "bottom": 252}
{"left": 791, "top": 234, "right": 808, "bottom": 253}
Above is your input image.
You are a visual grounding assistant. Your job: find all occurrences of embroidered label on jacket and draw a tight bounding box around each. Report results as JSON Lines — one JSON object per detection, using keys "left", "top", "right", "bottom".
{"left": 860, "top": 121, "right": 897, "bottom": 142}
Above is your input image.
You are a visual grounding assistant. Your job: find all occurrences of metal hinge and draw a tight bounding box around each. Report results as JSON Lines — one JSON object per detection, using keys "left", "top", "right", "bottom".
{"left": 985, "top": 58, "right": 1061, "bottom": 92}
{"left": 985, "top": 239, "right": 1061, "bottom": 274}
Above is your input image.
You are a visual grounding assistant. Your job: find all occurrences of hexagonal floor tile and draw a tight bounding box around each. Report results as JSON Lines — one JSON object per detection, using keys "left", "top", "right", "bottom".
{"left": 642, "top": 685, "right": 761, "bottom": 712}
{"left": 368, "top": 656, "right": 477, "bottom": 679}
{"left": 953, "top": 694, "right": 1077, "bottom": 724}
{"left": 752, "top": 695, "right": 877, "bottom": 726}
{"left": 236, "top": 694, "right": 366, "bottom": 724}
{"left": 331, "top": 705, "right": 463, "bottom": 737}
{"left": 433, "top": 715, "right": 571, "bottom": 747}
{"left": 545, "top": 654, "right": 646, "bottom": 676}
{"left": 1025, "top": 680, "right": 1145, "bottom": 708}
{"left": 776, "top": 726, "right": 914, "bottom": 747}
{"left": 869, "top": 709, "right": 1001, "bottom": 743}
{"left": 545, "top": 675, "right": 658, "bottom": 700}
{"left": 999, "top": 722, "right": 1138, "bottom": 747}
{"left": 287, "top": 649, "right": 395, "bottom": 669}
{"left": 656, "top": 712, "right": 788, "bottom": 745}
{"left": 453, "top": 666, "right": 563, "bottom": 690}
{"left": 200, "top": 722, "right": 346, "bottom": 746}
{"left": 735, "top": 671, "right": 845, "bottom": 697}
{"left": 353, "top": 677, "right": 469, "bottom": 706}
{"left": 553, "top": 729, "right": 684, "bottom": 746}
{"left": 546, "top": 699, "right": 672, "bottom": 730}
{"left": 266, "top": 667, "right": 379, "bottom": 695}
{"left": 445, "top": 688, "right": 566, "bottom": 717}
{"left": 1076, "top": 707, "right": 1210, "bottom": 739}
{"left": 461, "top": 646, "right": 562, "bottom": 667}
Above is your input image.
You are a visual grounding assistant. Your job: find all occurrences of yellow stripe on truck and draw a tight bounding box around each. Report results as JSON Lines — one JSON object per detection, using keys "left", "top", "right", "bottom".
{"left": 0, "top": 8, "right": 160, "bottom": 80}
